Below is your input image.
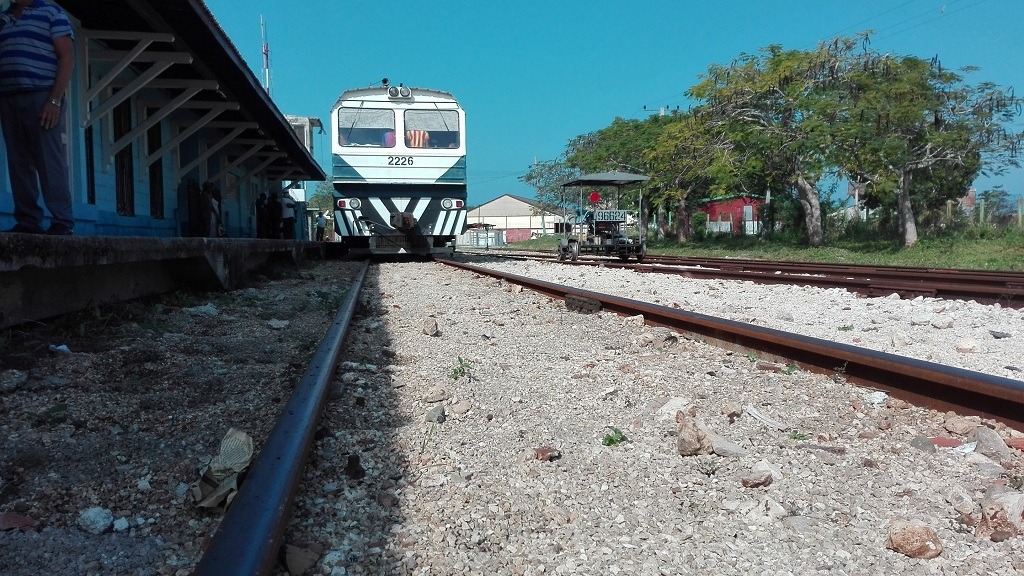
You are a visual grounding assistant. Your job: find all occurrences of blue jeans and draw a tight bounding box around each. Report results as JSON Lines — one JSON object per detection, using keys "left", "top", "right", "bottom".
{"left": 0, "top": 91, "right": 74, "bottom": 230}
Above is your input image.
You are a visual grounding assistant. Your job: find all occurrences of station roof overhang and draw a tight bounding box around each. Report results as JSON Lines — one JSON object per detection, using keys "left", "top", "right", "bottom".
{"left": 57, "top": 0, "right": 325, "bottom": 184}
{"left": 560, "top": 171, "right": 650, "bottom": 188}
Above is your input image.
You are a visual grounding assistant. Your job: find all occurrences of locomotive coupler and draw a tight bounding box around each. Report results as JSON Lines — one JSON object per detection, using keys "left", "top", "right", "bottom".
{"left": 390, "top": 212, "right": 417, "bottom": 231}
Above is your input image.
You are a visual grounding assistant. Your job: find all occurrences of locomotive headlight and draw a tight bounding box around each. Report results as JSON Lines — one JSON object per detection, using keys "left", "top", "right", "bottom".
{"left": 387, "top": 86, "right": 400, "bottom": 98}
{"left": 441, "top": 198, "right": 453, "bottom": 210}
{"left": 348, "top": 198, "right": 362, "bottom": 209}
{"left": 399, "top": 86, "right": 411, "bottom": 98}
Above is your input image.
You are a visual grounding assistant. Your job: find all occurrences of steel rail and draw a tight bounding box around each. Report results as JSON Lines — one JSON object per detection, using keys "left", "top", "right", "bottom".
{"left": 481, "top": 249, "right": 1024, "bottom": 284}
{"left": 564, "top": 260, "right": 1024, "bottom": 304}
{"left": 642, "top": 254, "right": 1024, "bottom": 283}
{"left": 470, "top": 252, "right": 1024, "bottom": 307}
{"left": 192, "top": 260, "right": 370, "bottom": 576}
{"left": 438, "top": 258, "right": 1024, "bottom": 432}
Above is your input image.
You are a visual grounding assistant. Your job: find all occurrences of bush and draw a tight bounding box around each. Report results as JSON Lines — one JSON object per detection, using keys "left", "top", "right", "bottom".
{"left": 691, "top": 212, "right": 708, "bottom": 237}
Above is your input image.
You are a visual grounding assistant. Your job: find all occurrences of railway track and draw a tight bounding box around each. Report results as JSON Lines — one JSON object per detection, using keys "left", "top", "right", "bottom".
{"left": 437, "top": 258, "right": 1024, "bottom": 431}
{"left": 463, "top": 249, "right": 1024, "bottom": 307}
{"left": 192, "top": 262, "right": 369, "bottom": 575}
{"left": 208, "top": 257, "right": 1023, "bottom": 573}
{"left": 4, "top": 257, "right": 1023, "bottom": 574}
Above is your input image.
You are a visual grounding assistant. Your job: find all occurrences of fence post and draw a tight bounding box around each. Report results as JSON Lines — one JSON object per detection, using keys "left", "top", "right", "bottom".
{"left": 1018, "top": 197, "right": 1023, "bottom": 230}
{"left": 978, "top": 198, "right": 986, "bottom": 226}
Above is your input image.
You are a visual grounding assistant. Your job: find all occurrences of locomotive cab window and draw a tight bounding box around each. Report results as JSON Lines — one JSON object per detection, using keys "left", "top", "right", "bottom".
{"left": 337, "top": 108, "right": 395, "bottom": 147}
{"left": 405, "top": 109, "right": 460, "bottom": 149}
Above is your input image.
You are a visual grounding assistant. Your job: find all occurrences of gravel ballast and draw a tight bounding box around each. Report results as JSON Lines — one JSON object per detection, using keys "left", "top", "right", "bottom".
{"left": 2, "top": 257, "right": 1023, "bottom": 575}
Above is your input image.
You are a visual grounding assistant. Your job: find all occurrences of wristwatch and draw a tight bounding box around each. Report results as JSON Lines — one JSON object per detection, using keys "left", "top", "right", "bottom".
{"left": 49, "top": 98, "right": 61, "bottom": 107}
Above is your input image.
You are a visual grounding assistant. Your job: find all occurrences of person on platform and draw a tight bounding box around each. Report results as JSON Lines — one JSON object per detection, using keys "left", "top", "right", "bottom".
{"left": 0, "top": 0, "right": 76, "bottom": 235}
{"left": 281, "top": 191, "right": 296, "bottom": 239}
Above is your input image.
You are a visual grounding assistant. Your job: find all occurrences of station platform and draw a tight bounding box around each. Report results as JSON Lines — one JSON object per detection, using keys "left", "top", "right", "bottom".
{"left": 0, "top": 234, "right": 330, "bottom": 329}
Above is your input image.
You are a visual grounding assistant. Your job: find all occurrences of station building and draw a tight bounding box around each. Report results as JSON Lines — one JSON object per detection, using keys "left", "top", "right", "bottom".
{"left": 0, "top": 0, "right": 325, "bottom": 238}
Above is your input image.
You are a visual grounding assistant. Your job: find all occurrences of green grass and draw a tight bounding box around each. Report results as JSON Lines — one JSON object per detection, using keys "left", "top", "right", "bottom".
{"left": 601, "top": 427, "right": 629, "bottom": 447}
{"left": 501, "top": 229, "right": 1024, "bottom": 271}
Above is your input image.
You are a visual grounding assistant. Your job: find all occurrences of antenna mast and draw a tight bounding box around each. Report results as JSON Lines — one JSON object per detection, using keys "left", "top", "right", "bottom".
{"left": 261, "top": 15, "right": 271, "bottom": 95}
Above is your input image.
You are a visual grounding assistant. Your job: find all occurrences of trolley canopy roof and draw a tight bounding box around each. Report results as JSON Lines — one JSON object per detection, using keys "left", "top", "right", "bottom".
{"left": 560, "top": 171, "right": 650, "bottom": 188}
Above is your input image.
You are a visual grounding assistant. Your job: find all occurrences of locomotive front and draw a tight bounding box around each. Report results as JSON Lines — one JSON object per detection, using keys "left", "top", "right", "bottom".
{"left": 329, "top": 81, "right": 467, "bottom": 256}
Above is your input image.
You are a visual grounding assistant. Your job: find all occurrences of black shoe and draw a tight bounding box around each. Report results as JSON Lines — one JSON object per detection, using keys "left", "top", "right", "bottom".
{"left": 2, "top": 223, "right": 44, "bottom": 234}
{"left": 44, "top": 223, "right": 73, "bottom": 236}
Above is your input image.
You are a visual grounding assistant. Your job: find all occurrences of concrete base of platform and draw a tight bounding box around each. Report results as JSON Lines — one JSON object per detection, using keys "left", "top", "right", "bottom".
{"left": 0, "top": 235, "right": 320, "bottom": 329}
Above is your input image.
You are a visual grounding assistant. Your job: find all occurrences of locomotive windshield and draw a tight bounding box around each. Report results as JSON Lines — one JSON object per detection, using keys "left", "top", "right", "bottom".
{"left": 337, "top": 108, "right": 395, "bottom": 147}
{"left": 404, "top": 110, "right": 460, "bottom": 149}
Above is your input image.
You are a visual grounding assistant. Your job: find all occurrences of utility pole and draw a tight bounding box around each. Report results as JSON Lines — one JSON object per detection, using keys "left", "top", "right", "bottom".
{"left": 261, "top": 16, "right": 271, "bottom": 96}
{"left": 535, "top": 156, "right": 546, "bottom": 236}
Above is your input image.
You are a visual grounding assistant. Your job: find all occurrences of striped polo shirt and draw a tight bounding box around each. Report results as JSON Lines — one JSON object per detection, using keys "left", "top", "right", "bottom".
{"left": 0, "top": 0, "right": 74, "bottom": 96}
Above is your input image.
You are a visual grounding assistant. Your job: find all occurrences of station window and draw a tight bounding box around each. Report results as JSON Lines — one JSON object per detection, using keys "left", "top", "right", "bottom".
{"left": 404, "top": 110, "right": 460, "bottom": 149}
{"left": 337, "top": 108, "right": 395, "bottom": 148}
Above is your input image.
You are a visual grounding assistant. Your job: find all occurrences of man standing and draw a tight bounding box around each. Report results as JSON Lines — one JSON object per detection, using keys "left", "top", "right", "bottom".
{"left": 0, "top": 0, "right": 75, "bottom": 235}
{"left": 254, "top": 192, "right": 267, "bottom": 238}
{"left": 315, "top": 210, "right": 327, "bottom": 241}
{"left": 281, "top": 191, "right": 296, "bottom": 240}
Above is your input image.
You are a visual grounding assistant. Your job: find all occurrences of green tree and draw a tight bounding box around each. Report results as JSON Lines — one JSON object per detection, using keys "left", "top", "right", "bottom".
{"left": 977, "top": 187, "right": 1017, "bottom": 226}
{"left": 519, "top": 158, "right": 580, "bottom": 218}
{"left": 689, "top": 43, "right": 846, "bottom": 247}
{"left": 307, "top": 181, "right": 334, "bottom": 212}
{"left": 832, "top": 47, "right": 1021, "bottom": 246}
{"left": 645, "top": 108, "right": 741, "bottom": 241}
{"left": 563, "top": 115, "right": 679, "bottom": 235}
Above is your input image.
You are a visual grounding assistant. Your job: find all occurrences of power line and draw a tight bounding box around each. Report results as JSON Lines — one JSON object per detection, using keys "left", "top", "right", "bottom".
{"left": 875, "top": 0, "right": 988, "bottom": 42}
{"left": 801, "top": 0, "right": 975, "bottom": 48}
{"left": 809, "top": 0, "right": 920, "bottom": 47}
{"left": 469, "top": 171, "right": 525, "bottom": 186}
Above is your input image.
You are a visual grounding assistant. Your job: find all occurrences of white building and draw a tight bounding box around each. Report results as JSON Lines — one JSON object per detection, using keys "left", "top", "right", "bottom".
{"left": 465, "top": 195, "right": 563, "bottom": 242}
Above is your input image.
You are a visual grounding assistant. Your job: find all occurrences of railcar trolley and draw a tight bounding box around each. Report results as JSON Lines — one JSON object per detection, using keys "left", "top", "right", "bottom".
{"left": 330, "top": 79, "right": 467, "bottom": 256}
{"left": 557, "top": 171, "right": 649, "bottom": 262}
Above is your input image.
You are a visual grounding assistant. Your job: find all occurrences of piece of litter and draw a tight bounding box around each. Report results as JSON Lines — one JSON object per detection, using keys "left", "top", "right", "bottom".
{"left": 190, "top": 428, "right": 254, "bottom": 510}
{"left": 952, "top": 442, "right": 977, "bottom": 454}
{"left": 744, "top": 404, "right": 788, "bottom": 431}
{"left": 48, "top": 344, "right": 71, "bottom": 353}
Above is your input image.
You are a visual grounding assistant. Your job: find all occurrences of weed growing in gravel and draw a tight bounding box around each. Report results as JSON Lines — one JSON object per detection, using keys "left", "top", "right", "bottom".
{"left": 696, "top": 456, "right": 720, "bottom": 476}
{"left": 1009, "top": 476, "right": 1024, "bottom": 490}
{"left": 419, "top": 423, "right": 436, "bottom": 454}
{"left": 838, "top": 325, "right": 854, "bottom": 331}
{"left": 601, "top": 426, "right": 629, "bottom": 446}
{"left": 831, "top": 362, "right": 849, "bottom": 383}
{"left": 784, "top": 363, "right": 799, "bottom": 375}
{"left": 789, "top": 431, "right": 810, "bottom": 441}
{"left": 28, "top": 403, "right": 68, "bottom": 426}
{"left": 137, "top": 303, "right": 170, "bottom": 334}
{"left": 314, "top": 290, "right": 343, "bottom": 312}
{"left": 449, "top": 357, "right": 472, "bottom": 381}
{"left": 745, "top": 351, "right": 758, "bottom": 362}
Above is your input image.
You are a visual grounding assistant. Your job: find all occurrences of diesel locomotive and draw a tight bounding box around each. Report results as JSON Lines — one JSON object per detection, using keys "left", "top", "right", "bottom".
{"left": 329, "top": 79, "right": 467, "bottom": 256}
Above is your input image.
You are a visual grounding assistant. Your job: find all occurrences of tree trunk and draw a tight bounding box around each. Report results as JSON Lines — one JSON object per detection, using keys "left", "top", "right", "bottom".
{"left": 640, "top": 195, "right": 651, "bottom": 242}
{"left": 675, "top": 195, "right": 689, "bottom": 243}
{"left": 794, "top": 175, "right": 824, "bottom": 247}
{"left": 655, "top": 205, "right": 667, "bottom": 240}
{"left": 898, "top": 167, "right": 919, "bottom": 248}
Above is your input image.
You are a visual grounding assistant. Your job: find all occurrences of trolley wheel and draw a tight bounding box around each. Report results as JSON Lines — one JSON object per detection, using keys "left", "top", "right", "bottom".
{"left": 556, "top": 246, "right": 567, "bottom": 261}
{"left": 636, "top": 243, "right": 647, "bottom": 262}
{"left": 569, "top": 241, "right": 580, "bottom": 262}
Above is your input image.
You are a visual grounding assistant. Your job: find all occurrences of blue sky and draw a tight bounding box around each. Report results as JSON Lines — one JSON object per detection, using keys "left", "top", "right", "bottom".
{"left": 203, "top": 0, "right": 1023, "bottom": 208}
